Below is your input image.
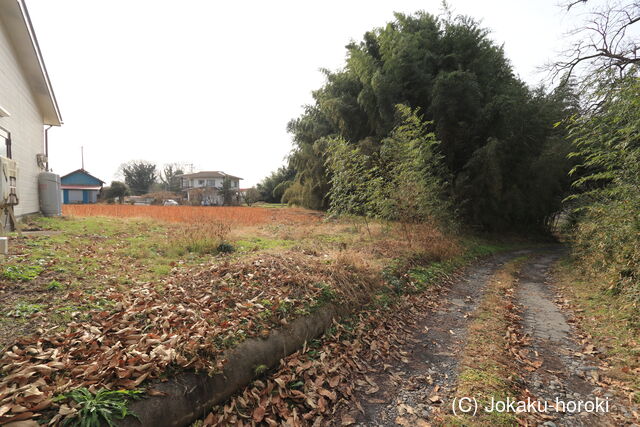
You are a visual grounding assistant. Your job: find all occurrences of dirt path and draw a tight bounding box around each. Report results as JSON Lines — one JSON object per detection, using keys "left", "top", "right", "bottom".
{"left": 335, "top": 249, "right": 638, "bottom": 426}
{"left": 338, "top": 251, "right": 528, "bottom": 426}
{"left": 517, "top": 252, "right": 637, "bottom": 426}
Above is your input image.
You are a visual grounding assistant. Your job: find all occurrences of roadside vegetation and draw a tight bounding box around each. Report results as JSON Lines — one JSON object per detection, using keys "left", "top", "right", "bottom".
{"left": 264, "top": 9, "right": 574, "bottom": 233}
{"left": 0, "top": 206, "right": 488, "bottom": 425}
{"left": 198, "top": 242, "right": 513, "bottom": 425}
{"left": 444, "top": 258, "right": 526, "bottom": 426}
{"left": 550, "top": 0, "right": 640, "bottom": 405}
{"left": 554, "top": 262, "right": 640, "bottom": 406}
{"left": 1, "top": 1, "right": 639, "bottom": 426}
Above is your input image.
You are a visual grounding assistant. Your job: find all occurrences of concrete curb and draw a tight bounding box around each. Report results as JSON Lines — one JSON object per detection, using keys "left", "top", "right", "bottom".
{"left": 119, "top": 303, "right": 347, "bottom": 426}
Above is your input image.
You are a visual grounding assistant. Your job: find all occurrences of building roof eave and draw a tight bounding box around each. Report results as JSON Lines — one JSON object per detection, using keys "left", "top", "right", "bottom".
{"left": 60, "top": 168, "right": 105, "bottom": 184}
{"left": 0, "top": 0, "right": 62, "bottom": 125}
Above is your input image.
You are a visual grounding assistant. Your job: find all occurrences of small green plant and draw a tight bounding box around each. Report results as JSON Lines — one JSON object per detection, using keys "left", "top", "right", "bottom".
{"left": 314, "top": 282, "right": 336, "bottom": 304}
{"left": 47, "top": 280, "right": 63, "bottom": 290}
{"left": 382, "top": 269, "right": 406, "bottom": 295}
{"left": 287, "top": 380, "right": 304, "bottom": 389}
{"left": 54, "top": 387, "right": 143, "bottom": 427}
{"left": 216, "top": 242, "right": 235, "bottom": 254}
{"left": 2, "top": 264, "right": 43, "bottom": 281}
{"left": 8, "top": 302, "right": 44, "bottom": 318}
{"left": 254, "top": 364, "right": 268, "bottom": 376}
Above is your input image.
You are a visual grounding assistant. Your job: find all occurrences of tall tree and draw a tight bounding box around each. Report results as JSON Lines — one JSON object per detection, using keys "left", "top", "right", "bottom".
{"left": 286, "top": 10, "right": 575, "bottom": 231}
{"left": 160, "top": 164, "right": 184, "bottom": 193}
{"left": 219, "top": 176, "right": 235, "bottom": 206}
{"left": 120, "top": 161, "right": 157, "bottom": 195}
{"left": 104, "top": 181, "right": 130, "bottom": 203}
{"left": 553, "top": 0, "right": 640, "bottom": 87}
{"left": 256, "top": 165, "right": 296, "bottom": 203}
{"left": 551, "top": 1, "right": 640, "bottom": 298}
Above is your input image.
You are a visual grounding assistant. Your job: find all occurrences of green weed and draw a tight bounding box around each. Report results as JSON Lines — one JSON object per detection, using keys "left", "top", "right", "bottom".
{"left": 2, "top": 264, "right": 43, "bottom": 281}
{"left": 54, "top": 387, "right": 142, "bottom": 427}
{"left": 8, "top": 302, "right": 44, "bottom": 318}
{"left": 47, "top": 280, "right": 63, "bottom": 290}
{"left": 254, "top": 364, "right": 268, "bottom": 376}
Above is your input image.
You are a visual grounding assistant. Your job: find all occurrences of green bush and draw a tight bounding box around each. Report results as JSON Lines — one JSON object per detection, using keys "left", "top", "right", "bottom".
{"left": 567, "top": 76, "right": 640, "bottom": 300}
{"left": 216, "top": 242, "right": 235, "bottom": 254}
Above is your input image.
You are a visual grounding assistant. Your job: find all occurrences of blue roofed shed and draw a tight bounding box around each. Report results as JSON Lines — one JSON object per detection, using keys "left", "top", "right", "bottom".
{"left": 60, "top": 169, "right": 104, "bottom": 204}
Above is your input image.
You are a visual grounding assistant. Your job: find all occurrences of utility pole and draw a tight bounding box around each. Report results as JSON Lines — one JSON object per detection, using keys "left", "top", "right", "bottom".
{"left": 81, "top": 146, "right": 84, "bottom": 169}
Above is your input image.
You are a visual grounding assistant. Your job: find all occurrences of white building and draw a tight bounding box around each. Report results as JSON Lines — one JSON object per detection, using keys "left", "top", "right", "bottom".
{"left": 178, "top": 171, "right": 242, "bottom": 205}
{"left": 0, "top": 0, "right": 62, "bottom": 220}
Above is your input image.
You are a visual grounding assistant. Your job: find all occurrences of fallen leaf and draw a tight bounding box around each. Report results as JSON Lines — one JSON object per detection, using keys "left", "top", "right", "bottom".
{"left": 341, "top": 414, "right": 356, "bottom": 425}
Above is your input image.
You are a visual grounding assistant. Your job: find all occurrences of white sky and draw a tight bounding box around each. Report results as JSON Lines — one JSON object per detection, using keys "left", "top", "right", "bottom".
{"left": 26, "top": 0, "right": 582, "bottom": 187}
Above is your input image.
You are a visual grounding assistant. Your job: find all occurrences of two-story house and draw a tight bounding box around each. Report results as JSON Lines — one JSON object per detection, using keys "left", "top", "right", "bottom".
{"left": 177, "top": 171, "right": 242, "bottom": 205}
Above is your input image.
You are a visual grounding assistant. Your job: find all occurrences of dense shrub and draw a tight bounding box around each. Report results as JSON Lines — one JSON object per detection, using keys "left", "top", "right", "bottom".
{"left": 567, "top": 76, "right": 640, "bottom": 300}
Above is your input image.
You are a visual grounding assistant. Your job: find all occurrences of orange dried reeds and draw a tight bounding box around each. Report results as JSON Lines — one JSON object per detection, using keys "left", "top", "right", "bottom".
{"left": 62, "top": 205, "right": 320, "bottom": 227}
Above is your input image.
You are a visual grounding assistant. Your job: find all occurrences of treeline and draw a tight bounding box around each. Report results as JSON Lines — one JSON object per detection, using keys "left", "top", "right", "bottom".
{"left": 260, "top": 11, "right": 576, "bottom": 232}
{"left": 258, "top": 3, "right": 640, "bottom": 302}
{"left": 100, "top": 162, "right": 185, "bottom": 202}
{"left": 567, "top": 76, "right": 640, "bottom": 300}
{"left": 548, "top": 0, "right": 640, "bottom": 301}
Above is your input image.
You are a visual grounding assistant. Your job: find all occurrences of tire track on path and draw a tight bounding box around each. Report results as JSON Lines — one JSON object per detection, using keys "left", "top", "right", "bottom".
{"left": 344, "top": 250, "right": 529, "bottom": 426}
{"left": 517, "top": 252, "right": 638, "bottom": 427}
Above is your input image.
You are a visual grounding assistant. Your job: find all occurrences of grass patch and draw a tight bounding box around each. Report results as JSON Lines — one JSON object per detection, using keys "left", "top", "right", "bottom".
{"left": 47, "top": 280, "right": 64, "bottom": 290}
{"left": 0, "top": 216, "right": 230, "bottom": 346}
{"left": 7, "top": 302, "right": 45, "bottom": 318}
{"left": 554, "top": 259, "right": 640, "bottom": 397}
{"left": 444, "top": 258, "right": 526, "bottom": 426}
{"left": 235, "top": 236, "right": 295, "bottom": 252}
{"left": 2, "top": 264, "right": 44, "bottom": 281}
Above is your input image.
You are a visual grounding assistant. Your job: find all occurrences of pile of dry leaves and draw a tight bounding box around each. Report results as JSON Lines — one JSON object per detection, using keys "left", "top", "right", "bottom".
{"left": 200, "top": 281, "right": 448, "bottom": 426}
{"left": 0, "top": 252, "right": 378, "bottom": 425}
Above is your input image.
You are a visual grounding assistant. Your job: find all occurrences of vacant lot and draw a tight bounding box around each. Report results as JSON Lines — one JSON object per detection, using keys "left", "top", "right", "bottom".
{"left": 0, "top": 205, "right": 471, "bottom": 425}
{"left": 62, "top": 204, "right": 321, "bottom": 226}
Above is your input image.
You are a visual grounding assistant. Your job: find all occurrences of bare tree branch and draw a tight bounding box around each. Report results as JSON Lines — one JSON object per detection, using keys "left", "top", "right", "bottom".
{"left": 550, "top": 0, "right": 640, "bottom": 86}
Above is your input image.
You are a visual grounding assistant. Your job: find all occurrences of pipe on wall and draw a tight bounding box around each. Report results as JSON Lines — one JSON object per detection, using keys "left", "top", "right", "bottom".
{"left": 44, "top": 125, "right": 52, "bottom": 171}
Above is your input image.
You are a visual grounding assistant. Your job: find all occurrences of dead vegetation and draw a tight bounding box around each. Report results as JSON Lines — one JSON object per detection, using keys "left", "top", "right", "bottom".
{"left": 62, "top": 204, "right": 321, "bottom": 227}
{"left": 0, "top": 208, "right": 466, "bottom": 425}
{"left": 0, "top": 252, "right": 377, "bottom": 424}
{"left": 445, "top": 258, "right": 526, "bottom": 426}
{"left": 199, "top": 271, "right": 452, "bottom": 426}
{"left": 554, "top": 262, "right": 640, "bottom": 414}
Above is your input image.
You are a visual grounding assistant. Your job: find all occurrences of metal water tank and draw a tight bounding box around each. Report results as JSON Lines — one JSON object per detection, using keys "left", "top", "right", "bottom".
{"left": 38, "top": 172, "right": 62, "bottom": 216}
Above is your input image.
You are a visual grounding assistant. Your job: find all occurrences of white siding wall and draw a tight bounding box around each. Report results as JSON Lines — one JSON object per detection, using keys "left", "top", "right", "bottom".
{"left": 182, "top": 177, "right": 240, "bottom": 189}
{"left": 0, "top": 21, "right": 45, "bottom": 217}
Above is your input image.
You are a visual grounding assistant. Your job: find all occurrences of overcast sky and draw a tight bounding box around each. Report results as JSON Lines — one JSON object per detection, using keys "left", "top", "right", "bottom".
{"left": 26, "top": 0, "right": 582, "bottom": 187}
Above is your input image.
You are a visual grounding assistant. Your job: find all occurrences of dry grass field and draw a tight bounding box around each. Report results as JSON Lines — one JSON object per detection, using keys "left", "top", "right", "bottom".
{"left": 0, "top": 205, "right": 479, "bottom": 425}
{"left": 62, "top": 204, "right": 321, "bottom": 226}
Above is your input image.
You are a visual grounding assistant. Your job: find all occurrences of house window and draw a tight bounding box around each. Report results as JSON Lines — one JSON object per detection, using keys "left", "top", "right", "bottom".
{"left": 198, "top": 179, "right": 205, "bottom": 186}
{"left": 206, "top": 179, "right": 214, "bottom": 186}
{"left": 0, "top": 127, "right": 10, "bottom": 158}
